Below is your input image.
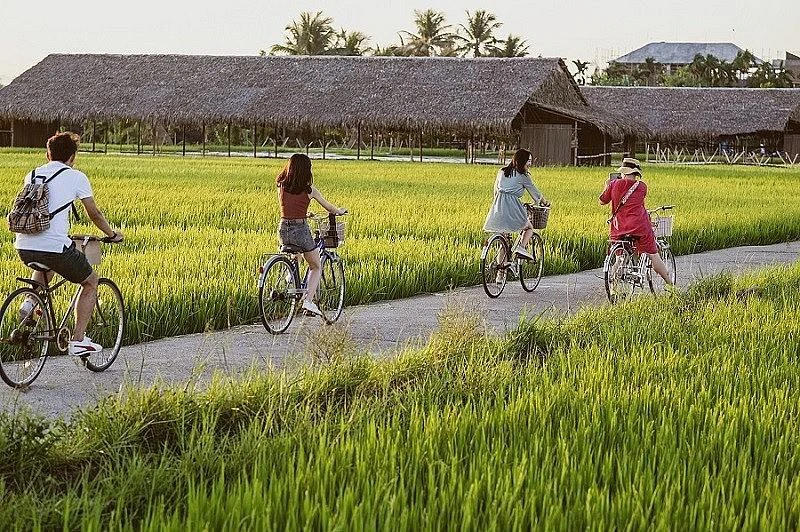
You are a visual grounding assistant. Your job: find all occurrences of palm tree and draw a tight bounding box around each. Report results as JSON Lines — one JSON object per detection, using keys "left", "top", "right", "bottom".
{"left": 455, "top": 10, "right": 502, "bottom": 57}
{"left": 269, "top": 11, "right": 336, "bottom": 55}
{"left": 732, "top": 49, "right": 757, "bottom": 83}
{"left": 638, "top": 57, "right": 664, "bottom": 86}
{"left": 488, "top": 35, "right": 529, "bottom": 58}
{"left": 400, "top": 9, "right": 456, "bottom": 56}
{"left": 330, "top": 29, "right": 371, "bottom": 56}
{"left": 572, "top": 59, "right": 590, "bottom": 85}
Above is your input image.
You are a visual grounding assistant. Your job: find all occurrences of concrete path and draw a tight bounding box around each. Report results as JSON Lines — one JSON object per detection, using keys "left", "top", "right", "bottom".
{"left": 3, "top": 241, "right": 799, "bottom": 419}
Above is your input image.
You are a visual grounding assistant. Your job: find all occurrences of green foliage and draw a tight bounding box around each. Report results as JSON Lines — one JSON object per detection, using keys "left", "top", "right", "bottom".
{"left": 1, "top": 264, "right": 800, "bottom": 528}
{"left": 1, "top": 153, "right": 800, "bottom": 345}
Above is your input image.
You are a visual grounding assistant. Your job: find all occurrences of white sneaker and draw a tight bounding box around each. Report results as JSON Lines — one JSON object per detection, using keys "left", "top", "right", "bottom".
{"left": 515, "top": 245, "right": 534, "bottom": 260}
{"left": 301, "top": 299, "right": 322, "bottom": 316}
{"left": 68, "top": 336, "right": 103, "bottom": 357}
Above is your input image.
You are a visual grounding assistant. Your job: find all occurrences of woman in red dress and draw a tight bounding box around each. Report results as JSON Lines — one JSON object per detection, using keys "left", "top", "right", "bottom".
{"left": 599, "top": 159, "right": 674, "bottom": 287}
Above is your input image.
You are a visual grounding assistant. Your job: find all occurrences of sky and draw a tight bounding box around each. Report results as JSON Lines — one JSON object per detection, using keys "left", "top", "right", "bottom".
{"left": 1, "top": 0, "right": 798, "bottom": 85}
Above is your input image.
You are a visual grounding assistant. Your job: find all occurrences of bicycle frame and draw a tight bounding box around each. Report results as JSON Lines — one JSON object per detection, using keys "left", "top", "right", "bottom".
{"left": 17, "top": 273, "right": 83, "bottom": 349}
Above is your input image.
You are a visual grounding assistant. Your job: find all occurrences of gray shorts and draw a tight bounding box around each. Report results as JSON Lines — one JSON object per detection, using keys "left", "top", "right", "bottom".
{"left": 17, "top": 242, "right": 94, "bottom": 284}
{"left": 278, "top": 219, "right": 316, "bottom": 252}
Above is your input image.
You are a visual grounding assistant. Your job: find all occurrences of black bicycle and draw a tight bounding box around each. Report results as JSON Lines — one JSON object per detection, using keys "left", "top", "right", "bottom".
{"left": 480, "top": 204, "right": 549, "bottom": 298}
{"left": 0, "top": 235, "right": 125, "bottom": 389}
{"left": 258, "top": 213, "right": 347, "bottom": 334}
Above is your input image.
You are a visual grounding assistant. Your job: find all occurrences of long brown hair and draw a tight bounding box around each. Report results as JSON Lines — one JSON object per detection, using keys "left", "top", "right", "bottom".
{"left": 501, "top": 149, "right": 532, "bottom": 177}
{"left": 276, "top": 153, "right": 313, "bottom": 194}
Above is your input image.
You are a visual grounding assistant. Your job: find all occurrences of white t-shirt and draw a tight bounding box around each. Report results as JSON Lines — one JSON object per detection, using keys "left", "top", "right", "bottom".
{"left": 14, "top": 161, "right": 94, "bottom": 253}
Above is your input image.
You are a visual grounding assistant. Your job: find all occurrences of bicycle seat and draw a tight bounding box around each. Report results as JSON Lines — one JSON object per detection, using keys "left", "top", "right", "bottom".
{"left": 280, "top": 244, "right": 305, "bottom": 254}
{"left": 26, "top": 262, "right": 51, "bottom": 272}
{"left": 619, "top": 235, "right": 639, "bottom": 242}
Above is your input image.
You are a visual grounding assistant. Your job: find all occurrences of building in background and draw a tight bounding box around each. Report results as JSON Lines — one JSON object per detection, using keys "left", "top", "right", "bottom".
{"left": 612, "top": 42, "right": 763, "bottom": 75}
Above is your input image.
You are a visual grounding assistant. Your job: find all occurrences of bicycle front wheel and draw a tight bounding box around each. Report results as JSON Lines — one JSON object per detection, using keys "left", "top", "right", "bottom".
{"left": 83, "top": 279, "right": 126, "bottom": 372}
{"left": 318, "top": 254, "right": 345, "bottom": 324}
{"left": 518, "top": 232, "right": 545, "bottom": 292}
{"left": 648, "top": 244, "right": 677, "bottom": 293}
{"left": 259, "top": 256, "right": 298, "bottom": 335}
{"left": 604, "top": 245, "right": 635, "bottom": 304}
{"left": 481, "top": 235, "right": 510, "bottom": 298}
{"left": 0, "top": 288, "right": 51, "bottom": 388}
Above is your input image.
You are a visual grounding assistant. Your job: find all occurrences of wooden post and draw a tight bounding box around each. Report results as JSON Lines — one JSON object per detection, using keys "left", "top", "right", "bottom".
{"left": 322, "top": 131, "right": 326, "bottom": 160}
{"left": 465, "top": 134, "right": 469, "bottom": 164}
{"left": 202, "top": 123, "right": 206, "bottom": 156}
{"left": 274, "top": 122, "right": 278, "bottom": 158}
{"left": 152, "top": 121, "right": 156, "bottom": 156}
{"left": 573, "top": 120, "right": 579, "bottom": 166}
{"left": 9, "top": 119, "right": 14, "bottom": 148}
{"left": 253, "top": 122, "right": 258, "bottom": 158}
{"left": 357, "top": 123, "right": 361, "bottom": 160}
{"left": 137, "top": 121, "right": 141, "bottom": 155}
{"left": 104, "top": 122, "right": 108, "bottom": 154}
{"left": 92, "top": 121, "right": 96, "bottom": 152}
{"left": 370, "top": 131, "right": 374, "bottom": 160}
{"left": 409, "top": 133, "right": 413, "bottom": 162}
{"left": 419, "top": 128, "right": 423, "bottom": 162}
{"left": 182, "top": 125, "right": 186, "bottom": 156}
{"left": 227, "top": 122, "right": 231, "bottom": 157}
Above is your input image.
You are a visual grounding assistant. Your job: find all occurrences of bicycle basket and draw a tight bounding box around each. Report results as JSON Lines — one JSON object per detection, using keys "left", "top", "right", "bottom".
{"left": 525, "top": 204, "right": 550, "bottom": 230}
{"left": 70, "top": 235, "right": 102, "bottom": 265}
{"left": 652, "top": 215, "right": 674, "bottom": 238}
{"left": 320, "top": 219, "right": 346, "bottom": 248}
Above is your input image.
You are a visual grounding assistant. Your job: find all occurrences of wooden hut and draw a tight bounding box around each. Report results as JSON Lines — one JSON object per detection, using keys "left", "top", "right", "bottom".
{"left": 582, "top": 86, "right": 800, "bottom": 157}
{"left": 0, "top": 54, "right": 641, "bottom": 164}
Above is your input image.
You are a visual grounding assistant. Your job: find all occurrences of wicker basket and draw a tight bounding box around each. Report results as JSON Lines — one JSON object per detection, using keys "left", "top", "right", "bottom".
{"left": 71, "top": 235, "right": 102, "bottom": 265}
{"left": 526, "top": 204, "right": 551, "bottom": 230}
{"left": 320, "top": 219, "right": 346, "bottom": 248}
{"left": 652, "top": 215, "right": 674, "bottom": 238}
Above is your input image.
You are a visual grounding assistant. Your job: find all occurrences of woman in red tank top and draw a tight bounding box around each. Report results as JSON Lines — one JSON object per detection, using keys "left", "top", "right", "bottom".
{"left": 276, "top": 154, "right": 347, "bottom": 317}
{"left": 599, "top": 159, "right": 674, "bottom": 287}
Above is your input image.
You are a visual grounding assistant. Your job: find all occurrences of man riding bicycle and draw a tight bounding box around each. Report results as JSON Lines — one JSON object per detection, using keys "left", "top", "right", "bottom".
{"left": 12, "top": 132, "right": 124, "bottom": 356}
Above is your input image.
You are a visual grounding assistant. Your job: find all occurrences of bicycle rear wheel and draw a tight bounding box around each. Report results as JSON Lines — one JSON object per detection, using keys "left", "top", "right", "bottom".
{"left": 0, "top": 288, "right": 51, "bottom": 388}
{"left": 604, "top": 245, "right": 635, "bottom": 304}
{"left": 318, "top": 254, "right": 345, "bottom": 324}
{"left": 481, "top": 235, "right": 510, "bottom": 298}
{"left": 83, "top": 279, "right": 126, "bottom": 372}
{"left": 259, "top": 256, "right": 298, "bottom": 334}
{"left": 648, "top": 244, "right": 677, "bottom": 293}
{"left": 518, "top": 232, "right": 545, "bottom": 292}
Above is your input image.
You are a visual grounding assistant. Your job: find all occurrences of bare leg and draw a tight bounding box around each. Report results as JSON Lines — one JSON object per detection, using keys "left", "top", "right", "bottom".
{"left": 520, "top": 220, "right": 534, "bottom": 247}
{"left": 73, "top": 272, "right": 99, "bottom": 341}
{"left": 31, "top": 269, "right": 55, "bottom": 288}
{"left": 648, "top": 252, "right": 674, "bottom": 285}
{"left": 302, "top": 249, "right": 322, "bottom": 301}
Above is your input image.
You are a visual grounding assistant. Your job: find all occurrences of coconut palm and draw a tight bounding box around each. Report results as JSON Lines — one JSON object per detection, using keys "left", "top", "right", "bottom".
{"left": 488, "top": 35, "right": 529, "bottom": 58}
{"left": 572, "top": 59, "right": 590, "bottom": 85}
{"left": 455, "top": 10, "right": 502, "bottom": 57}
{"left": 638, "top": 57, "right": 665, "bottom": 86}
{"left": 269, "top": 11, "right": 337, "bottom": 55}
{"left": 732, "top": 49, "right": 757, "bottom": 82}
{"left": 330, "top": 29, "right": 371, "bottom": 56}
{"left": 400, "top": 9, "right": 456, "bottom": 57}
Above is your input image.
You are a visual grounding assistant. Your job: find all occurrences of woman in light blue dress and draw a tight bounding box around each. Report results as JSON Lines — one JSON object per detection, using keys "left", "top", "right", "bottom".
{"left": 483, "top": 149, "right": 549, "bottom": 262}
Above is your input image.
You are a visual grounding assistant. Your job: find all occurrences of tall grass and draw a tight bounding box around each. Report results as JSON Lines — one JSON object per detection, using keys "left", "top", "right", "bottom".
{"left": 1, "top": 152, "right": 799, "bottom": 342}
{"left": 1, "top": 264, "right": 799, "bottom": 529}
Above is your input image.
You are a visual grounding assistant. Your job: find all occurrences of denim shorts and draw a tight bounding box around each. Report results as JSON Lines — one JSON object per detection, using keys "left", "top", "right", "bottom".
{"left": 278, "top": 219, "right": 316, "bottom": 252}
{"left": 17, "top": 242, "right": 94, "bottom": 283}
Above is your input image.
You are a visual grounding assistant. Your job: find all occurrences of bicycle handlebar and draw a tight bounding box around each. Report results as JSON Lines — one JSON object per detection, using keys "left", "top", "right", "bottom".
{"left": 70, "top": 234, "right": 122, "bottom": 244}
{"left": 307, "top": 211, "right": 349, "bottom": 220}
{"left": 648, "top": 205, "right": 675, "bottom": 215}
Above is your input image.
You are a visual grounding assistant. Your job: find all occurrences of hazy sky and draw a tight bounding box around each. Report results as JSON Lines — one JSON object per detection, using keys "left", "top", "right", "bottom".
{"left": 1, "top": 0, "right": 798, "bottom": 84}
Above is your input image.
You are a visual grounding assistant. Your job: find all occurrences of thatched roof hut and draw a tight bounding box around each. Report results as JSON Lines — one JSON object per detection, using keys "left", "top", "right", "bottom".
{"left": 582, "top": 86, "right": 800, "bottom": 140}
{"left": 0, "top": 54, "right": 638, "bottom": 137}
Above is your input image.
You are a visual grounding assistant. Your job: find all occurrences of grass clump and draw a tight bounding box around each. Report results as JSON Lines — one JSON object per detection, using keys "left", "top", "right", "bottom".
{"left": 1, "top": 263, "right": 800, "bottom": 528}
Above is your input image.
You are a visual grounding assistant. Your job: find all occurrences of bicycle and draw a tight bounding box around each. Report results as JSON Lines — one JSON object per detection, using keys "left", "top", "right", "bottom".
{"left": 258, "top": 212, "right": 347, "bottom": 334}
{"left": 480, "top": 204, "right": 549, "bottom": 298}
{"left": 0, "top": 235, "right": 125, "bottom": 389}
{"left": 603, "top": 205, "right": 677, "bottom": 303}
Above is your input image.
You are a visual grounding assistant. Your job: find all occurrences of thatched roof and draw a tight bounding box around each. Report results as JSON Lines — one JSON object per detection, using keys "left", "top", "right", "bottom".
{"left": 582, "top": 86, "right": 800, "bottom": 140}
{"left": 0, "top": 54, "right": 640, "bottom": 136}
{"left": 613, "top": 42, "right": 762, "bottom": 65}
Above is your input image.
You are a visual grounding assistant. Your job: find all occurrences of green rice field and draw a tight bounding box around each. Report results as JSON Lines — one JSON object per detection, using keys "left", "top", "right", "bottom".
{"left": 1, "top": 263, "right": 799, "bottom": 529}
{"left": 1, "top": 151, "right": 800, "bottom": 343}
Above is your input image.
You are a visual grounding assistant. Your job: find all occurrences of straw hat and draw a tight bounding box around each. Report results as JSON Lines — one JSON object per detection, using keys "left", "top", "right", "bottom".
{"left": 617, "top": 165, "right": 642, "bottom": 176}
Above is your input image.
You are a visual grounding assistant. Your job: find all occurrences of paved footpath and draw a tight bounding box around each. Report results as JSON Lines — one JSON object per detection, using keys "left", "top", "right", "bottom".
{"left": 3, "top": 241, "right": 799, "bottom": 419}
